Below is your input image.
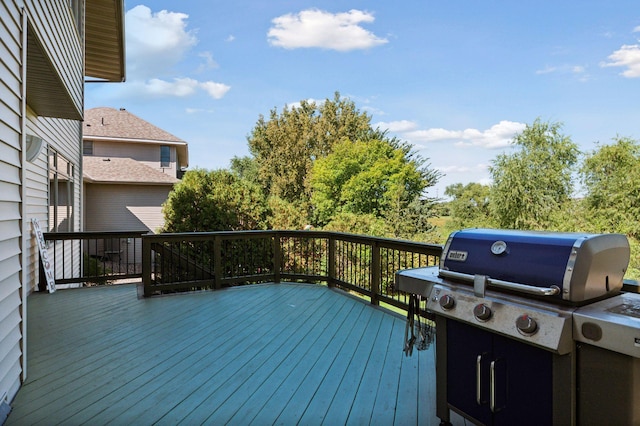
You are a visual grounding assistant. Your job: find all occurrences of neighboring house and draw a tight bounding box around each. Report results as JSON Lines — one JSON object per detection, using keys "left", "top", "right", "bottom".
{"left": 0, "top": 0, "right": 125, "bottom": 408}
{"left": 82, "top": 107, "right": 189, "bottom": 234}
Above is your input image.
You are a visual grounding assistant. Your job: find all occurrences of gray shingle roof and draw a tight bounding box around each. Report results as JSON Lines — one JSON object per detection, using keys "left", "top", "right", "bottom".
{"left": 84, "top": 107, "right": 185, "bottom": 143}
{"left": 83, "top": 156, "right": 178, "bottom": 185}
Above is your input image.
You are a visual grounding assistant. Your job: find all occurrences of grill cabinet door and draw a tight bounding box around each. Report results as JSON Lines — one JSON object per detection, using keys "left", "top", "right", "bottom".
{"left": 446, "top": 320, "right": 553, "bottom": 425}
{"left": 447, "top": 320, "right": 493, "bottom": 425}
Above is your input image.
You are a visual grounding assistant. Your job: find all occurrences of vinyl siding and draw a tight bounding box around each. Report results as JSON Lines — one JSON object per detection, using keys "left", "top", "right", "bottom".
{"left": 84, "top": 184, "right": 172, "bottom": 234}
{"left": 91, "top": 141, "right": 178, "bottom": 176}
{"left": 0, "top": 0, "right": 23, "bottom": 405}
{"left": 25, "top": 113, "right": 83, "bottom": 294}
{"left": 84, "top": 184, "right": 171, "bottom": 264}
{"left": 0, "top": 0, "right": 85, "bottom": 404}
{"left": 24, "top": 0, "right": 83, "bottom": 114}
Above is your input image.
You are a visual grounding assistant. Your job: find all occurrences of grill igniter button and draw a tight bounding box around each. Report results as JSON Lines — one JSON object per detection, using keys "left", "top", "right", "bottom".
{"left": 516, "top": 314, "right": 538, "bottom": 335}
{"left": 439, "top": 294, "right": 455, "bottom": 310}
{"left": 473, "top": 303, "right": 492, "bottom": 321}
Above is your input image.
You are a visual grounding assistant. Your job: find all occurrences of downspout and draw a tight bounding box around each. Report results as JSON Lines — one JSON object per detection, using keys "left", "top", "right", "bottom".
{"left": 19, "top": 6, "right": 28, "bottom": 382}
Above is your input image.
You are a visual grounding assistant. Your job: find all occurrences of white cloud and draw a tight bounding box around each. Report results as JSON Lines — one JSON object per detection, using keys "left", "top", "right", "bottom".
{"left": 286, "top": 98, "right": 325, "bottom": 109}
{"left": 634, "top": 26, "right": 640, "bottom": 33}
{"left": 536, "top": 64, "right": 589, "bottom": 81}
{"left": 144, "top": 78, "right": 199, "bottom": 96}
{"left": 404, "top": 121, "right": 526, "bottom": 149}
{"left": 376, "top": 120, "right": 418, "bottom": 132}
{"left": 126, "top": 5, "right": 197, "bottom": 79}
{"left": 131, "top": 78, "right": 230, "bottom": 99}
{"left": 199, "top": 81, "right": 231, "bottom": 99}
{"left": 536, "top": 65, "right": 557, "bottom": 75}
{"left": 601, "top": 44, "right": 640, "bottom": 78}
{"left": 438, "top": 163, "right": 488, "bottom": 174}
{"left": 268, "top": 9, "right": 388, "bottom": 51}
{"left": 186, "top": 108, "right": 216, "bottom": 114}
{"left": 197, "top": 52, "right": 219, "bottom": 71}
{"left": 115, "top": 6, "right": 231, "bottom": 101}
{"left": 226, "top": 35, "right": 236, "bottom": 42}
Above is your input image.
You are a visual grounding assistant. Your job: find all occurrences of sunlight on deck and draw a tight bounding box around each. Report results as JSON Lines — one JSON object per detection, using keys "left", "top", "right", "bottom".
{"left": 8, "top": 283, "right": 437, "bottom": 425}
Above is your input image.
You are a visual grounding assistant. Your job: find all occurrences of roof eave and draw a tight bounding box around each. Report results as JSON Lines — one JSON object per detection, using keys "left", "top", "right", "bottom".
{"left": 85, "top": 0, "right": 126, "bottom": 82}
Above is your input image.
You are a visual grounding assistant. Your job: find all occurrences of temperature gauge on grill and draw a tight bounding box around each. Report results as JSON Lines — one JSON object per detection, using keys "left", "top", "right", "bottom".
{"left": 490, "top": 240, "right": 508, "bottom": 255}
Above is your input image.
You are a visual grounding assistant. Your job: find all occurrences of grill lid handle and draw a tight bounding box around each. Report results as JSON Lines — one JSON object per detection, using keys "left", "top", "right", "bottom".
{"left": 440, "top": 270, "right": 561, "bottom": 297}
{"left": 474, "top": 274, "right": 488, "bottom": 298}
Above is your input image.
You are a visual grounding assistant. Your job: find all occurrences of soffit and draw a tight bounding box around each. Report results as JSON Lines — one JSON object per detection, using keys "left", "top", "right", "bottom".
{"left": 85, "top": 0, "right": 126, "bottom": 82}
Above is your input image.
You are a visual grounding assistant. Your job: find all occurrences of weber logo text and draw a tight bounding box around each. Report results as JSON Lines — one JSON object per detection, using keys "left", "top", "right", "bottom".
{"left": 447, "top": 250, "right": 468, "bottom": 262}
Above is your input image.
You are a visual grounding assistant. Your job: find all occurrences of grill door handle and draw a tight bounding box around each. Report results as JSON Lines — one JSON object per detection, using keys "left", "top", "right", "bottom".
{"left": 439, "top": 270, "right": 561, "bottom": 297}
{"left": 476, "top": 354, "right": 483, "bottom": 405}
{"left": 489, "top": 360, "right": 497, "bottom": 413}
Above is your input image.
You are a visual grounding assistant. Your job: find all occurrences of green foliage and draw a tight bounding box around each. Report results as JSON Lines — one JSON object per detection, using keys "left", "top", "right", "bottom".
{"left": 267, "top": 196, "right": 311, "bottom": 230}
{"left": 384, "top": 196, "right": 439, "bottom": 241}
{"left": 490, "top": 119, "right": 579, "bottom": 229}
{"left": 581, "top": 137, "right": 640, "bottom": 238}
{"left": 309, "top": 138, "right": 437, "bottom": 227}
{"left": 322, "top": 211, "right": 390, "bottom": 236}
{"left": 162, "top": 168, "right": 269, "bottom": 232}
{"left": 444, "top": 182, "right": 494, "bottom": 229}
{"left": 83, "top": 252, "right": 112, "bottom": 285}
{"left": 431, "top": 125, "right": 640, "bottom": 279}
{"left": 247, "top": 92, "right": 378, "bottom": 203}
{"left": 229, "top": 155, "right": 260, "bottom": 185}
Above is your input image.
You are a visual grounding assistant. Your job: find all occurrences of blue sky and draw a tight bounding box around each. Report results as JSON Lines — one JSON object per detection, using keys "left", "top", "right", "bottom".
{"left": 85, "top": 1, "right": 640, "bottom": 198}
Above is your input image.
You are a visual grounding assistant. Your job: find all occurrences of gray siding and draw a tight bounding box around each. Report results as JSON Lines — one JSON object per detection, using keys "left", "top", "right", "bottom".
{"left": 91, "top": 141, "right": 178, "bottom": 176}
{"left": 84, "top": 184, "right": 172, "bottom": 234}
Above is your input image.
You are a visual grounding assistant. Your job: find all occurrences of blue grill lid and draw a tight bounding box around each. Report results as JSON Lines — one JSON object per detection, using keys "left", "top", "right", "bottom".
{"left": 440, "top": 228, "right": 630, "bottom": 302}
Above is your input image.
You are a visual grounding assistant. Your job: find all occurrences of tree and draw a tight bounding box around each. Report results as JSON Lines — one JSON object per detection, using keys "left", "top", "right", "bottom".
{"left": 580, "top": 136, "right": 640, "bottom": 237}
{"left": 229, "top": 155, "right": 260, "bottom": 185}
{"left": 445, "top": 182, "right": 493, "bottom": 229}
{"left": 247, "top": 92, "right": 377, "bottom": 203}
{"left": 162, "top": 168, "right": 269, "bottom": 232}
{"left": 308, "top": 138, "right": 439, "bottom": 236}
{"left": 489, "top": 119, "right": 579, "bottom": 229}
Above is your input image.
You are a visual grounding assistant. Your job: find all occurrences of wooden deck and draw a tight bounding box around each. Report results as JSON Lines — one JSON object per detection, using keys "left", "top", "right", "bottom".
{"left": 7, "top": 283, "right": 437, "bottom": 425}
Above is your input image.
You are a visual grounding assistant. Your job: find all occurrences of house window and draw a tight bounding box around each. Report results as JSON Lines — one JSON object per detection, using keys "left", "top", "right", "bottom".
{"left": 160, "top": 145, "right": 170, "bottom": 167}
{"left": 49, "top": 150, "right": 75, "bottom": 232}
{"left": 83, "top": 140, "right": 93, "bottom": 155}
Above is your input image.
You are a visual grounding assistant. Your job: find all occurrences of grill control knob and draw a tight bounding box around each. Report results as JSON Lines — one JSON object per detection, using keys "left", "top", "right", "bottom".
{"left": 439, "top": 294, "right": 455, "bottom": 310}
{"left": 474, "top": 303, "right": 492, "bottom": 321}
{"left": 516, "top": 314, "right": 538, "bottom": 335}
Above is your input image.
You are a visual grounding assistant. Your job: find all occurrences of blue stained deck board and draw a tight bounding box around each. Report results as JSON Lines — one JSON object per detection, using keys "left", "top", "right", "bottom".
{"left": 7, "top": 282, "right": 437, "bottom": 425}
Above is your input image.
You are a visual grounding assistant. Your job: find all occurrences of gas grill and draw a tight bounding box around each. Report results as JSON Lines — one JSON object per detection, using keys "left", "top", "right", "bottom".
{"left": 396, "top": 228, "right": 640, "bottom": 426}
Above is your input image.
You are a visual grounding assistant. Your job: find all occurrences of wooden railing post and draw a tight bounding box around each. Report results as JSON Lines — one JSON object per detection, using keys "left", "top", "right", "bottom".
{"left": 371, "top": 241, "right": 380, "bottom": 306}
{"left": 273, "top": 232, "right": 281, "bottom": 283}
{"left": 142, "top": 234, "right": 151, "bottom": 297}
{"left": 214, "top": 235, "right": 222, "bottom": 289}
{"left": 328, "top": 234, "right": 336, "bottom": 288}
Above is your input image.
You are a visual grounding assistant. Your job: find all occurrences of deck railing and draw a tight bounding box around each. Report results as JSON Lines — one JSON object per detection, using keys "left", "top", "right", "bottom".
{"left": 41, "top": 230, "right": 148, "bottom": 288}
{"left": 142, "top": 230, "right": 442, "bottom": 310}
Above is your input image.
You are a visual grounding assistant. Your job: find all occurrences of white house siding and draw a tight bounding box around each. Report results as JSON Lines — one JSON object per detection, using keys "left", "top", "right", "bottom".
{"left": 0, "top": 0, "right": 25, "bottom": 405}
{"left": 26, "top": 112, "right": 83, "bottom": 293}
{"left": 0, "top": 0, "right": 85, "bottom": 404}
{"left": 24, "top": 0, "right": 83, "bottom": 115}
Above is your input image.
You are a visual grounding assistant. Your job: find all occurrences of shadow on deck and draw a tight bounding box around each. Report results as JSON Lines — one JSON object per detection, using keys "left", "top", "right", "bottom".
{"left": 8, "top": 283, "right": 437, "bottom": 425}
